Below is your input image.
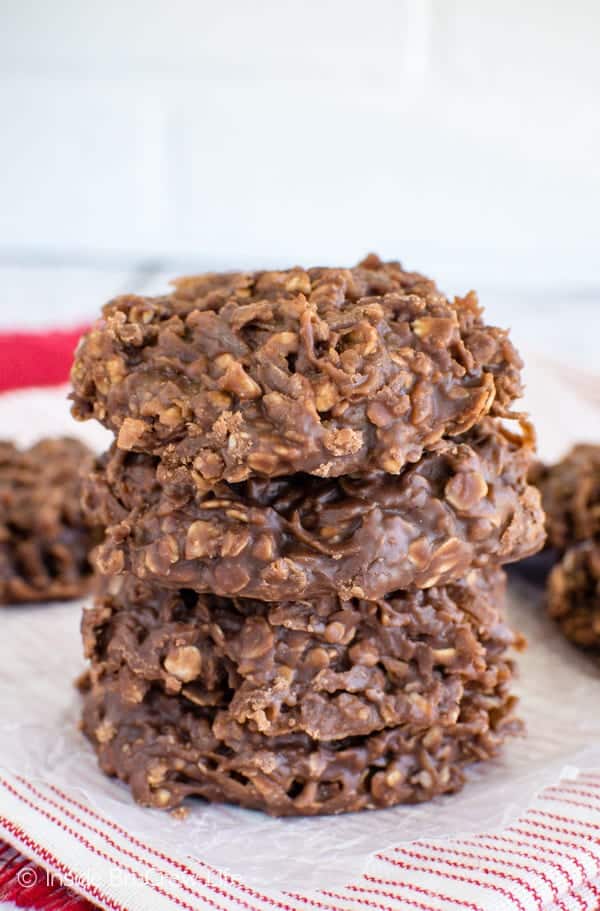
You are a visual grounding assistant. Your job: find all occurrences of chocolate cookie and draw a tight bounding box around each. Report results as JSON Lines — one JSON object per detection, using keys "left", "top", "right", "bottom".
{"left": 83, "top": 419, "right": 544, "bottom": 601}
{"left": 71, "top": 255, "right": 523, "bottom": 484}
{"left": 0, "top": 437, "right": 96, "bottom": 604}
{"left": 535, "top": 444, "right": 600, "bottom": 550}
{"left": 548, "top": 541, "right": 600, "bottom": 648}
{"left": 81, "top": 568, "right": 520, "bottom": 815}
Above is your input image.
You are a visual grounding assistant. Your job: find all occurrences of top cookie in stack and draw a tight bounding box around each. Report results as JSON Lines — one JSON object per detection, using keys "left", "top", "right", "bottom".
{"left": 72, "top": 254, "right": 522, "bottom": 482}
{"left": 72, "top": 255, "right": 545, "bottom": 816}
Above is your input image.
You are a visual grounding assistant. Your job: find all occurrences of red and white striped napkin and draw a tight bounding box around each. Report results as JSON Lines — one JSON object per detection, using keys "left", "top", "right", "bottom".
{"left": 3, "top": 769, "right": 600, "bottom": 911}
{"left": 1, "top": 332, "right": 600, "bottom": 911}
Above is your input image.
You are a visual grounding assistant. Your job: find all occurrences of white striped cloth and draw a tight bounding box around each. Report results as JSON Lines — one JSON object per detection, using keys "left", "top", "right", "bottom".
{"left": 2, "top": 770, "right": 600, "bottom": 911}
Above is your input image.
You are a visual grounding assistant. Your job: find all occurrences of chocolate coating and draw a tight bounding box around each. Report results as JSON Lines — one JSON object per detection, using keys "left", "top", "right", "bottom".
{"left": 83, "top": 419, "right": 545, "bottom": 601}
{"left": 81, "top": 569, "right": 520, "bottom": 815}
{"left": 0, "top": 437, "right": 97, "bottom": 604}
{"left": 71, "top": 255, "right": 523, "bottom": 484}
{"left": 548, "top": 541, "right": 600, "bottom": 648}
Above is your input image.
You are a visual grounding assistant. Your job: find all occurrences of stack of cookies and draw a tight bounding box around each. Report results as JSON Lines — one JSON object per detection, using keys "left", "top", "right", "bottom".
{"left": 71, "top": 255, "right": 545, "bottom": 816}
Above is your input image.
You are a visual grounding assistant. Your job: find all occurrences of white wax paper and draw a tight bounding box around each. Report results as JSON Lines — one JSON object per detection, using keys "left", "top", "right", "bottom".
{"left": 0, "top": 353, "right": 599, "bottom": 892}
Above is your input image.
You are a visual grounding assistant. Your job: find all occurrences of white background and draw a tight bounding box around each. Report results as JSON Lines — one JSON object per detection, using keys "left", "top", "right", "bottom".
{"left": 0, "top": 2, "right": 598, "bottom": 357}
{"left": 1, "top": 1, "right": 599, "bottom": 284}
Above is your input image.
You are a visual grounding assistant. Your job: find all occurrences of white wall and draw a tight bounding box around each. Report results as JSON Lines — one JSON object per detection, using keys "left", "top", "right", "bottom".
{"left": 1, "top": 0, "right": 599, "bottom": 285}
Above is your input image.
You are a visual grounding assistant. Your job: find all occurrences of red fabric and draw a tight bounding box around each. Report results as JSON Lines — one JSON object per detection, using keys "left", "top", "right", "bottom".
{"left": 0, "top": 839, "right": 93, "bottom": 910}
{"left": 0, "top": 326, "right": 95, "bottom": 908}
{"left": 0, "top": 326, "right": 89, "bottom": 393}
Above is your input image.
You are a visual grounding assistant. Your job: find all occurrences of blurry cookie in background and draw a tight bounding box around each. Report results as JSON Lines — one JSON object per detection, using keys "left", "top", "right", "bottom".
{"left": 548, "top": 540, "right": 600, "bottom": 648}
{"left": 0, "top": 437, "right": 97, "bottom": 605}
{"left": 531, "top": 444, "right": 600, "bottom": 647}
{"left": 535, "top": 445, "right": 600, "bottom": 550}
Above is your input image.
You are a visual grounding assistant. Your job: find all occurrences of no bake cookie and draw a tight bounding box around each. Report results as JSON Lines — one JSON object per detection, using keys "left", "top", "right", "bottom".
{"left": 83, "top": 419, "right": 544, "bottom": 601}
{"left": 548, "top": 541, "right": 600, "bottom": 648}
{"left": 71, "top": 255, "right": 523, "bottom": 484}
{"left": 530, "top": 444, "right": 600, "bottom": 646}
{"left": 0, "top": 437, "right": 96, "bottom": 604}
{"left": 535, "top": 444, "right": 600, "bottom": 550}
